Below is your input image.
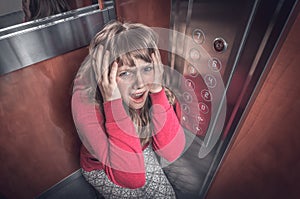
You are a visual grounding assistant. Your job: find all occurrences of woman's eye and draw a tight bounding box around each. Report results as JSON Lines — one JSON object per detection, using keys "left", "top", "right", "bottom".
{"left": 144, "top": 66, "right": 153, "bottom": 72}
{"left": 119, "top": 71, "right": 131, "bottom": 79}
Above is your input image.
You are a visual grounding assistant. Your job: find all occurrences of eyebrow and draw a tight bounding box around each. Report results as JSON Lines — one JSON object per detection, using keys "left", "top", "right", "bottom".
{"left": 117, "top": 66, "right": 136, "bottom": 73}
{"left": 118, "top": 63, "right": 152, "bottom": 71}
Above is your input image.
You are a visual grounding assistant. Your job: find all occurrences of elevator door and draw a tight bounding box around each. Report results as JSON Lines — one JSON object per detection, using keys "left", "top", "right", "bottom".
{"left": 163, "top": 0, "right": 299, "bottom": 198}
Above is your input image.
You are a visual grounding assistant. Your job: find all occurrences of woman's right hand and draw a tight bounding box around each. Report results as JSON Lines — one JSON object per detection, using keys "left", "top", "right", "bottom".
{"left": 93, "top": 45, "right": 121, "bottom": 102}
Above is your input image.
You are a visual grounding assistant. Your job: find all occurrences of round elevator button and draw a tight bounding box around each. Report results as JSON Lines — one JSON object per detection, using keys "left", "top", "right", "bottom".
{"left": 208, "top": 57, "right": 222, "bottom": 72}
{"left": 189, "top": 48, "right": 201, "bottom": 60}
{"left": 192, "top": 29, "right": 205, "bottom": 44}
{"left": 213, "top": 37, "right": 228, "bottom": 53}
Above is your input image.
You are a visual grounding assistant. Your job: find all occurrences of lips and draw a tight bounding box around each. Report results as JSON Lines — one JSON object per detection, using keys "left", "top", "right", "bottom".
{"left": 130, "top": 90, "right": 146, "bottom": 103}
{"left": 131, "top": 92, "right": 144, "bottom": 99}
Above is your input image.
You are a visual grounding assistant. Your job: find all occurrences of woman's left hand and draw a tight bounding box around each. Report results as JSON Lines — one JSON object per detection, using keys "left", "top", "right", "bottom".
{"left": 150, "top": 50, "right": 164, "bottom": 93}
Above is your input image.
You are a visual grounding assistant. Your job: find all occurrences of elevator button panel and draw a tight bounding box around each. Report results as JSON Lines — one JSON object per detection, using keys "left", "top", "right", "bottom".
{"left": 177, "top": 73, "right": 212, "bottom": 138}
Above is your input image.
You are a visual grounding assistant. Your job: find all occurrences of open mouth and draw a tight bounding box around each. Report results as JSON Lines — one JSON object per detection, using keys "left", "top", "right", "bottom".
{"left": 131, "top": 92, "right": 144, "bottom": 99}
{"left": 130, "top": 91, "right": 146, "bottom": 103}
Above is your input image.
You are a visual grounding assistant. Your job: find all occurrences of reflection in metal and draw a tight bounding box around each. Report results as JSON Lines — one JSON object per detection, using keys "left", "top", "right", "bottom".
{"left": 167, "top": 0, "right": 299, "bottom": 198}
{"left": 0, "top": 3, "right": 116, "bottom": 76}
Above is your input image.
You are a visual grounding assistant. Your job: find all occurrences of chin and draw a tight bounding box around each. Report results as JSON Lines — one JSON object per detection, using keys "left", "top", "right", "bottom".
{"left": 129, "top": 102, "right": 145, "bottom": 110}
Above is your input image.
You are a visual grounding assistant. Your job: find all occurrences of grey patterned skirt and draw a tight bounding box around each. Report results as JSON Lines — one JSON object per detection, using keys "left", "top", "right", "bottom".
{"left": 82, "top": 145, "right": 176, "bottom": 199}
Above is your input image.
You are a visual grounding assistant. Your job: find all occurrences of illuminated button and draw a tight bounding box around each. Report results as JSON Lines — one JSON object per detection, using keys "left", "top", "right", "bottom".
{"left": 192, "top": 29, "right": 205, "bottom": 44}
{"left": 185, "top": 79, "right": 195, "bottom": 90}
{"left": 182, "top": 115, "right": 187, "bottom": 122}
{"left": 183, "top": 92, "right": 193, "bottom": 103}
{"left": 196, "top": 114, "right": 206, "bottom": 124}
{"left": 189, "top": 48, "right": 201, "bottom": 60}
{"left": 187, "top": 65, "right": 198, "bottom": 77}
{"left": 198, "top": 102, "right": 209, "bottom": 114}
{"left": 208, "top": 57, "right": 222, "bottom": 72}
{"left": 193, "top": 124, "right": 203, "bottom": 134}
{"left": 201, "top": 89, "right": 212, "bottom": 102}
{"left": 213, "top": 37, "right": 228, "bottom": 53}
{"left": 204, "top": 74, "right": 217, "bottom": 88}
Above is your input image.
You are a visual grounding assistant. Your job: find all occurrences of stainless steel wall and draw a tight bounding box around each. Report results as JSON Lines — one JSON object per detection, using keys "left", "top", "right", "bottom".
{"left": 166, "top": 0, "right": 300, "bottom": 198}
{"left": 0, "top": 4, "right": 115, "bottom": 76}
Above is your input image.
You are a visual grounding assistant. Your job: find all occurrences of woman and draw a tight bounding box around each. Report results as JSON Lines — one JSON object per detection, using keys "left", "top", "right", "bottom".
{"left": 71, "top": 21, "right": 185, "bottom": 198}
{"left": 22, "top": 0, "right": 70, "bottom": 22}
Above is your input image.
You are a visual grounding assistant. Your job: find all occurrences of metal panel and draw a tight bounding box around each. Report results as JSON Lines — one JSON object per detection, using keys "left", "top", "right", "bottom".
{"left": 0, "top": 4, "right": 116, "bottom": 76}
{"left": 166, "top": 0, "right": 299, "bottom": 198}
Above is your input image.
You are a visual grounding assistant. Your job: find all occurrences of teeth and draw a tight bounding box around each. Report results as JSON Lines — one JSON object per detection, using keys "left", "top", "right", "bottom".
{"left": 132, "top": 92, "right": 143, "bottom": 98}
{"left": 135, "top": 93, "right": 143, "bottom": 97}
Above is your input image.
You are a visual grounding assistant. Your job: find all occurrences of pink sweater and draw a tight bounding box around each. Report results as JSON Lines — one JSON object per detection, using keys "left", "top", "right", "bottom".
{"left": 71, "top": 78, "right": 185, "bottom": 189}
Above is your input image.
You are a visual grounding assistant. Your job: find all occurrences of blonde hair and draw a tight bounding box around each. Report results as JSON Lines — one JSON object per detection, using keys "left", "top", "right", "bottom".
{"left": 74, "top": 21, "right": 175, "bottom": 146}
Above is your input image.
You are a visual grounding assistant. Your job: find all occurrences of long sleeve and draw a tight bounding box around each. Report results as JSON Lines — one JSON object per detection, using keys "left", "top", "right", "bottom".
{"left": 150, "top": 89, "right": 185, "bottom": 162}
{"left": 71, "top": 77, "right": 146, "bottom": 188}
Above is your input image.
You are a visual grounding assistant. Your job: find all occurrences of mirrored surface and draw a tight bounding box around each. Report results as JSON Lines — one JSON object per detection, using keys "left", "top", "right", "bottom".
{"left": 0, "top": 0, "right": 99, "bottom": 29}
{"left": 0, "top": 2, "right": 115, "bottom": 76}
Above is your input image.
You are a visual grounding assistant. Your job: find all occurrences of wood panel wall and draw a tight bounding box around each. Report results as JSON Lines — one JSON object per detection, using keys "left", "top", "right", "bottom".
{"left": 206, "top": 11, "right": 300, "bottom": 199}
{"left": 0, "top": 47, "right": 88, "bottom": 199}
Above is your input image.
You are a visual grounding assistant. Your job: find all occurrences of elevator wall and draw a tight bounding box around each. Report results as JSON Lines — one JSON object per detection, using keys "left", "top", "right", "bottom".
{"left": 0, "top": 47, "right": 88, "bottom": 199}
{"left": 0, "top": 1, "right": 299, "bottom": 198}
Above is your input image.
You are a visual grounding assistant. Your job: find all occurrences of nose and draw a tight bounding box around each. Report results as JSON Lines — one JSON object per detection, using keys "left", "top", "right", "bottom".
{"left": 133, "top": 71, "right": 144, "bottom": 89}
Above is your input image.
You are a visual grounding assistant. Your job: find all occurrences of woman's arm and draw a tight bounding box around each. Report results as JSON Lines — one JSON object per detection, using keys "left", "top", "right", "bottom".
{"left": 149, "top": 51, "right": 185, "bottom": 162}
{"left": 72, "top": 77, "right": 146, "bottom": 188}
{"left": 150, "top": 88, "right": 185, "bottom": 162}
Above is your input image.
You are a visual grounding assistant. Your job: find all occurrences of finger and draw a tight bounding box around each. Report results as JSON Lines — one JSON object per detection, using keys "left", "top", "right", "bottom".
{"left": 92, "top": 47, "right": 98, "bottom": 77}
{"left": 154, "top": 49, "right": 162, "bottom": 64}
{"left": 93, "top": 45, "right": 104, "bottom": 82}
{"left": 153, "top": 50, "right": 165, "bottom": 86}
{"left": 109, "top": 61, "right": 118, "bottom": 83}
{"left": 152, "top": 51, "right": 163, "bottom": 73}
{"left": 151, "top": 52, "right": 158, "bottom": 65}
{"left": 101, "top": 50, "right": 110, "bottom": 84}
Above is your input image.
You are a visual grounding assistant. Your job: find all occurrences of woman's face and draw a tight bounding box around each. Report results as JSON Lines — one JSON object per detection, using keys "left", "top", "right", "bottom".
{"left": 116, "top": 58, "right": 154, "bottom": 110}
